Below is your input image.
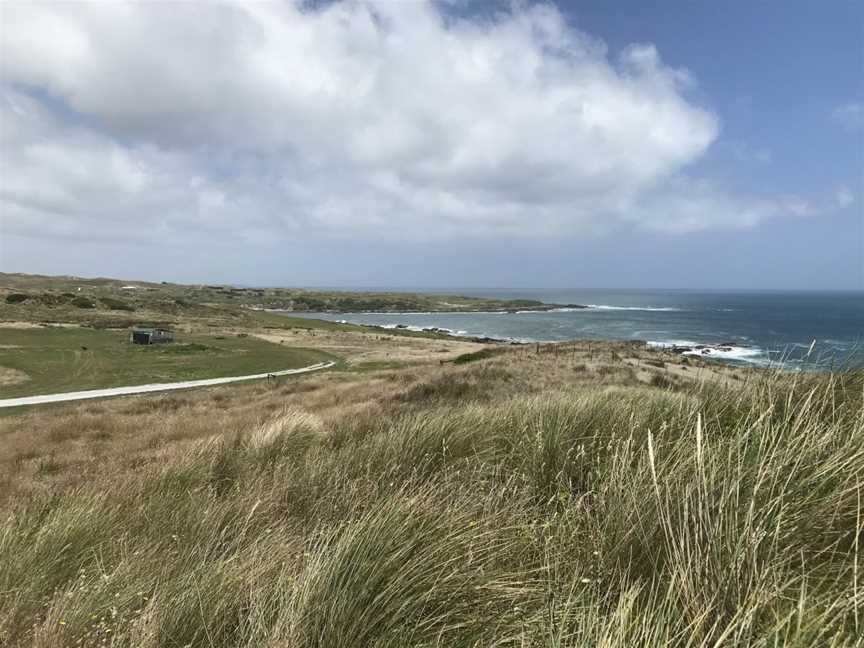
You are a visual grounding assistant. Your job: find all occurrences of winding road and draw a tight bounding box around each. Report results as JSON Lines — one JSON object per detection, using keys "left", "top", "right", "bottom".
{"left": 0, "top": 361, "right": 336, "bottom": 409}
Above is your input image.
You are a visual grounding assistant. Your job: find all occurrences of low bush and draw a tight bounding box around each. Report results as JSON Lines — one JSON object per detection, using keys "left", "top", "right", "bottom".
{"left": 395, "top": 366, "right": 512, "bottom": 404}
{"left": 452, "top": 348, "right": 501, "bottom": 364}
{"left": 70, "top": 296, "right": 96, "bottom": 309}
{"left": 87, "top": 318, "right": 140, "bottom": 330}
{"left": 649, "top": 372, "right": 674, "bottom": 388}
{"left": 4, "top": 293, "right": 28, "bottom": 304}
{"left": 99, "top": 297, "right": 135, "bottom": 311}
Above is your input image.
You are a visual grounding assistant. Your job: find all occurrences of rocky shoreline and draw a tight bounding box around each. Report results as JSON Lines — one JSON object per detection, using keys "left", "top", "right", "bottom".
{"left": 331, "top": 320, "right": 756, "bottom": 355}
{"left": 386, "top": 326, "right": 760, "bottom": 361}
{"left": 288, "top": 312, "right": 762, "bottom": 362}
{"left": 649, "top": 341, "right": 765, "bottom": 364}
{"left": 667, "top": 342, "right": 743, "bottom": 356}
{"left": 368, "top": 323, "right": 521, "bottom": 345}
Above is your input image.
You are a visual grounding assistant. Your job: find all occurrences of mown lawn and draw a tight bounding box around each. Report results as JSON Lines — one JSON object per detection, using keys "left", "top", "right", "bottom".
{"left": 0, "top": 327, "right": 334, "bottom": 398}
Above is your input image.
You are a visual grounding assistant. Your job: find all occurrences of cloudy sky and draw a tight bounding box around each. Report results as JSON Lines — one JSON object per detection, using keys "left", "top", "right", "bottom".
{"left": 0, "top": 0, "right": 861, "bottom": 289}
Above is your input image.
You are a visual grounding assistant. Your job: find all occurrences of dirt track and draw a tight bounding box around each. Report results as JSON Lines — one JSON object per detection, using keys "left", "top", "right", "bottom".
{"left": 0, "top": 361, "right": 335, "bottom": 408}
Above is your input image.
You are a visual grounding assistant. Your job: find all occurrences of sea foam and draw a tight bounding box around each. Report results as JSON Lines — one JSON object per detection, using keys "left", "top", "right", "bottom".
{"left": 586, "top": 304, "right": 683, "bottom": 312}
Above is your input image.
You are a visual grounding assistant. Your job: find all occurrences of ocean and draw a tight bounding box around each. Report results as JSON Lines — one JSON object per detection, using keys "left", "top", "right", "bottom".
{"left": 282, "top": 290, "right": 864, "bottom": 370}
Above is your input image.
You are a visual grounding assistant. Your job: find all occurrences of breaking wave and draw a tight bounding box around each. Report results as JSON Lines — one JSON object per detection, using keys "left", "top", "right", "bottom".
{"left": 586, "top": 304, "right": 683, "bottom": 312}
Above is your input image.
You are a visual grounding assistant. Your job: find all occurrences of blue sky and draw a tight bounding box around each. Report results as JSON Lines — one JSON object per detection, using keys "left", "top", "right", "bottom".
{"left": 0, "top": 0, "right": 861, "bottom": 289}
{"left": 568, "top": 1, "right": 860, "bottom": 194}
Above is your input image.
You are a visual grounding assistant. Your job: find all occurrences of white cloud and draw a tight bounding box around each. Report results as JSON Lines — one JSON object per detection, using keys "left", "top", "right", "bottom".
{"left": 0, "top": 0, "right": 840, "bottom": 246}
{"left": 832, "top": 102, "right": 864, "bottom": 131}
{"left": 835, "top": 185, "right": 855, "bottom": 208}
{"left": 626, "top": 177, "right": 854, "bottom": 234}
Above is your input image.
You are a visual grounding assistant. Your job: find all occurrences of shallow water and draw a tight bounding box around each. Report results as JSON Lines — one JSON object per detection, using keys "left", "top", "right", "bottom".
{"left": 282, "top": 289, "right": 864, "bottom": 369}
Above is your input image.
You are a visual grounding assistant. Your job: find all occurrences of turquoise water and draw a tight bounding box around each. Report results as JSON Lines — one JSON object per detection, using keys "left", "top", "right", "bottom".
{"left": 282, "top": 290, "right": 864, "bottom": 369}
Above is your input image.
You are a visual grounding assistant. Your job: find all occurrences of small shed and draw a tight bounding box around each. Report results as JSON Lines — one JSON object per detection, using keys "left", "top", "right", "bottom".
{"left": 130, "top": 328, "right": 174, "bottom": 345}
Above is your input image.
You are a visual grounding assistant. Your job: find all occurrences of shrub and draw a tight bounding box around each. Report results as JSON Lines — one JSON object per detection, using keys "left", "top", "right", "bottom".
{"left": 99, "top": 297, "right": 135, "bottom": 311}
{"left": 87, "top": 318, "right": 139, "bottom": 330}
{"left": 70, "top": 296, "right": 96, "bottom": 309}
{"left": 649, "top": 372, "right": 674, "bottom": 389}
{"left": 4, "top": 293, "right": 28, "bottom": 304}
{"left": 395, "top": 366, "right": 512, "bottom": 404}
{"left": 453, "top": 348, "right": 501, "bottom": 364}
{"left": 37, "top": 293, "right": 70, "bottom": 306}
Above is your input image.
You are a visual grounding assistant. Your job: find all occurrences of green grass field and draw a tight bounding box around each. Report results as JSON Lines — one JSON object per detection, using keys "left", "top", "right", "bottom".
{"left": 0, "top": 327, "right": 334, "bottom": 398}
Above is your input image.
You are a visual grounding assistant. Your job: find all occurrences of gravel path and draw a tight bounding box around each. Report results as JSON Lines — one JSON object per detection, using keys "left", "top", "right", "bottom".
{"left": 0, "top": 361, "right": 336, "bottom": 408}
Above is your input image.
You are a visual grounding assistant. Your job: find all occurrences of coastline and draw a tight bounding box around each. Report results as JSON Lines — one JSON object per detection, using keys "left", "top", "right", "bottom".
{"left": 274, "top": 312, "right": 770, "bottom": 367}
{"left": 371, "top": 323, "right": 765, "bottom": 362}
{"left": 268, "top": 298, "right": 862, "bottom": 371}
{"left": 275, "top": 312, "right": 864, "bottom": 372}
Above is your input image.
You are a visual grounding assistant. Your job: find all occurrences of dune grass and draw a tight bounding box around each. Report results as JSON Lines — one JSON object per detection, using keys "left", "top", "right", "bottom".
{"left": 0, "top": 358, "right": 861, "bottom": 646}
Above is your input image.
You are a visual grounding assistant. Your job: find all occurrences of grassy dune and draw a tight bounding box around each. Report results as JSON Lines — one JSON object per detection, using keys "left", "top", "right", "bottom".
{"left": 0, "top": 348, "right": 861, "bottom": 647}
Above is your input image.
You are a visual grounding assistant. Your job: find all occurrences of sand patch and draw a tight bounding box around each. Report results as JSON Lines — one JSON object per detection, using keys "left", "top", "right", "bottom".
{"left": 0, "top": 321, "right": 43, "bottom": 329}
{"left": 0, "top": 321, "right": 78, "bottom": 329}
{"left": 253, "top": 328, "right": 486, "bottom": 365}
{"left": 0, "top": 367, "right": 29, "bottom": 387}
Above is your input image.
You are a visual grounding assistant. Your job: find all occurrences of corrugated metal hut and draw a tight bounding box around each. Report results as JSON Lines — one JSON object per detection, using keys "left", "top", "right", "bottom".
{"left": 130, "top": 328, "right": 174, "bottom": 345}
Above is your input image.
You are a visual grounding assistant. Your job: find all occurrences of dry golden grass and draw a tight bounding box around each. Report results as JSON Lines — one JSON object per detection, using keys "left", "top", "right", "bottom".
{"left": 2, "top": 274, "right": 859, "bottom": 646}
{"left": 6, "top": 341, "right": 845, "bottom": 648}
{"left": 0, "top": 342, "right": 745, "bottom": 508}
{"left": 253, "top": 328, "right": 487, "bottom": 364}
{"left": 0, "top": 354, "right": 864, "bottom": 648}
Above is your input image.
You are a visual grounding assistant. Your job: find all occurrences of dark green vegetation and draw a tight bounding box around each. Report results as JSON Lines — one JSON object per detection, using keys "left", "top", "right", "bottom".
{"left": 0, "top": 327, "right": 332, "bottom": 398}
{"left": 99, "top": 297, "right": 135, "bottom": 311}
{"left": 0, "top": 271, "right": 569, "bottom": 315}
{"left": 0, "top": 354, "right": 861, "bottom": 646}
{"left": 70, "top": 296, "right": 96, "bottom": 309}
{"left": 452, "top": 347, "right": 504, "bottom": 364}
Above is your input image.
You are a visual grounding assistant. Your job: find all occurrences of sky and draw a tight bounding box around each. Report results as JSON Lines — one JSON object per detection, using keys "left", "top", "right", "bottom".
{"left": 0, "top": 0, "right": 861, "bottom": 290}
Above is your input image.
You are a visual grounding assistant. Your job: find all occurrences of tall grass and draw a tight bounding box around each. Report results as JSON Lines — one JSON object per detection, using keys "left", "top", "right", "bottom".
{"left": 1, "top": 369, "right": 861, "bottom": 646}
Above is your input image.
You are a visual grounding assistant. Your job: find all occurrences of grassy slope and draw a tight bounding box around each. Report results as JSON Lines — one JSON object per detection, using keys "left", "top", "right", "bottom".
{"left": 0, "top": 278, "right": 458, "bottom": 344}
{"left": 0, "top": 348, "right": 861, "bottom": 647}
{"left": 0, "top": 274, "right": 455, "bottom": 402}
{"left": 0, "top": 271, "right": 553, "bottom": 313}
{"left": 0, "top": 327, "right": 332, "bottom": 398}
